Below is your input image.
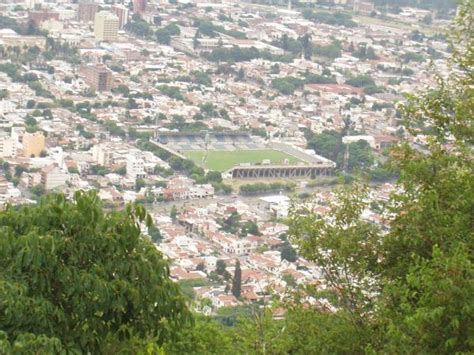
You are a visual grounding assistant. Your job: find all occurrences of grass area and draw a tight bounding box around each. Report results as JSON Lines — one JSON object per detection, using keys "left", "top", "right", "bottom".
{"left": 184, "top": 149, "right": 301, "bottom": 171}
{"left": 353, "top": 14, "right": 441, "bottom": 35}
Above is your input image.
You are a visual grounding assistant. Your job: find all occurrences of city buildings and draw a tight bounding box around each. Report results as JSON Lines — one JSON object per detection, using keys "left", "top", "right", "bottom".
{"left": 78, "top": 2, "right": 99, "bottom": 23}
{"left": 22, "top": 132, "right": 45, "bottom": 158}
{"left": 132, "top": 0, "right": 147, "bottom": 14}
{"left": 94, "top": 11, "right": 119, "bottom": 42}
{"left": 126, "top": 154, "right": 146, "bottom": 181}
{"left": 28, "top": 9, "right": 60, "bottom": 26}
{"left": 112, "top": 4, "right": 129, "bottom": 29}
{"left": 0, "top": 29, "right": 46, "bottom": 49}
{"left": 0, "top": 0, "right": 453, "bottom": 313}
{"left": 79, "top": 64, "right": 113, "bottom": 92}
{"left": 92, "top": 144, "right": 114, "bottom": 166}
{"left": 0, "top": 134, "right": 16, "bottom": 158}
{"left": 41, "top": 164, "right": 68, "bottom": 191}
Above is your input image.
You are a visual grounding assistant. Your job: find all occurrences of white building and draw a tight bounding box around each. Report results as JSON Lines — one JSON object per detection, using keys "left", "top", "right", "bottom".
{"left": 94, "top": 11, "right": 119, "bottom": 42}
{"left": 0, "top": 100, "right": 16, "bottom": 114}
{"left": 342, "top": 135, "right": 376, "bottom": 148}
{"left": 0, "top": 134, "right": 17, "bottom": 158}
{"left": 189, "top": 184, "right": 214, "bottom": 199}
{"left": 126, "top": 154, "right": 145, "bottom": 181}
{"left": 92, "top": 144, "right": 114, "bottom": 166}
{"left": 41, "top": 164, "right": 68, "bottom": 191}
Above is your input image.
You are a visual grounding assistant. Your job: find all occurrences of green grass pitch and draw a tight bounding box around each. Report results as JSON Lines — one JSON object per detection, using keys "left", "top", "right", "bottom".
{"left": 184, "top": 150, "right": 301, "bottom": 172}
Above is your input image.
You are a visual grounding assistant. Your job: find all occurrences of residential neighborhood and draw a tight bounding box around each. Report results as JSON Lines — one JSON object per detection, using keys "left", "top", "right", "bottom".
{"left": 0, "top": 0, "right": 457, "bottom": 314}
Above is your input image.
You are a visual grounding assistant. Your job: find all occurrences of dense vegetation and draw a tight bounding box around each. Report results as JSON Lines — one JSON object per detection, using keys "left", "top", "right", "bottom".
{"left": 305, "top": 129, "right": 375, "bottom": 173}
{"left": 193, "top": 18, "right": 247, "bottom": 39}
{"left": 302, "top": 10, "right": 357, "bottom": 28}
{"left": 372, "top": 0, "right": 457, "bottom": 13}
{"left": 271, "top": 70, "right": 337, "bottom": 95}
{"left": 239, "top": 182, "right": 296, "bottom": 195}
{"left": 0, "top": 15, "right": 46, "bottom": 36}
{"left": 346, "top": 74, "right": 384, "bottom": 95}
{"left": 203, "top": 46, "right": 294, "bottom": 63}
{"left": 0, "top": 192, "right": 190, "bottom": 352}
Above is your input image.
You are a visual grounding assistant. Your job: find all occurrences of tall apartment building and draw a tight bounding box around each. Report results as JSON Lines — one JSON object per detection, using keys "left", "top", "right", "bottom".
{"left": 28, "top": 10, "right": 60, "bottom": 26}
{"left": 111, "top": 4, "right": 129, "bottom": 29}
{"left": 132, "top": 0, "right": 147, "bottom": 14}
{"left": 126, "top": 154, "right": 146, "bottom": 181}
{"left": 94, "top": 11, "right": 119, "bottom": 42}
{"left": 0, "top": 135, "right": 17, "bottom": 158}
{"left": 41, "top": 164, "right": 67, "bottom": 191}
{"left": 23, "top": 131, "right": 45, "bottom": 157}
{"left": 78, "top": 2, "right": 99, "bottom": 23}
{"left": 79, "top": 64, "right": 113, "bottom": 92}
{"left": 92, "top": 144, "right": 114, "bottom": 166}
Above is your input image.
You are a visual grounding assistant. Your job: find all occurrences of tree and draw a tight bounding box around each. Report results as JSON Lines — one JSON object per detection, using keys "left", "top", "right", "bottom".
{"left": 163, "top": 316, "right": 233, "bottom": 354}
{"left": 270, "top": 63, "right": 280, "bottom": 74}
{"left": 113, "top": 84, "right": 130, "bottom": 96}
{"left": 281, "top": 244, "right": 297, "bottom": 262}
{"left": 14, "top": 165, "right": 27, "bottom": 177}
{"left": 0, "top": 89, "right": 8, "bottom": 99}
{"left": 216, "top": 260, "right": 226, "bottom": 276}
{"left": 113, "top": 165, "right": 126, "bottom": 176}
{"left": 170, "top": 205, "right": 178, "bottom": 222}
{"left": 302, "top": 10, "right": 356, "bottom": 27}
{"left": 205, "top": 171, "right": 222, "bottom": 183}
{"left": 68, "top": 166, "right": 79, "bottom": 174}
{"left": 422, "top": 14, "right": 433, "bottom": 25}
{"left": 148, "top": 224, "right": 162, "bottom": 243}
{"left": 271, "top": 76, "right": 304, "bottom": 95}
{"left": 196, "top": 262, "right": 205, "bottom": 271}
{"left": 235, "top": 67, "right": 245, "bottom": 81}
{"left": 286, "top": 4, "right": 474, "bottom": 352}
{"left": 314, "top": 42, "right": 342, "bottom": 59}
{"left": 282, "top": 273, "right": 297, "bottom": 287}
{"left": 346, "top": 74, "right": 376, "bottom": 88}
{"left": 155, "top": 29, "right": 171, "bottom": 44}
{"left": 135, "top": 178, "right": 146, "bottom": 192}
{"left": 0, "top": 191, "right": 190, "bottom": 353}
{"left": 299, "top": 33, "right": 312, "bottom": 60}
{"left": 343, "top": 140, "right": 374, "bottom": 172}
{"left": 231, "top": 260, "right": 242, "bottom": 298}
{"left": 240, "top": 221, "right": 260, "bottom": 237}
{"left": 193, "top": 29, "right": 200, "bottom": 50}
{"left": 219, "top": 211, "right": 241, "bottom": 234}
{"left": 199, "top": 102, "right": 214, "bottom": 117}
{"left": 125, "top": 15, "right": 151, "bottom": 37}
{"left": 29, "top": 184, "right": 45, "bottom": 198}
{"left": 307, "top": 130, "right": 344, "bottom": 162}
{"left": 26, "top": 99, "right": 36, "bottom": 109}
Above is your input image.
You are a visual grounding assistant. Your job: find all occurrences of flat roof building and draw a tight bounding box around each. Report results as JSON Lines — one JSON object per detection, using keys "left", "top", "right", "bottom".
{"left": 94, "top": 11, "right": 119, "bottom": 42}
{"left": 79, "top": 64, "right": 113, "bottom": 92}
{"left": 23, "top": 131, "right": 45, "bottom": 158}
{"left": 78, "top": 2, "right": 99, "bottom": 23}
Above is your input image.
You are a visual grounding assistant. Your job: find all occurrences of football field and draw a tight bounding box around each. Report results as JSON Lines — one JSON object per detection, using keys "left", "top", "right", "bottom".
{"left": 184, "top": 149, "right": 301, "bottom": 171}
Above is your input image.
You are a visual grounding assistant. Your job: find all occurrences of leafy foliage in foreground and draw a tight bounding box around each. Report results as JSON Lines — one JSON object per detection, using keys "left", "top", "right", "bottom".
{"left": 287, "top": 2, "right": 474, "bottom": 353}
{"left": 0, "top": 192, "right": 190, "bottom": 353}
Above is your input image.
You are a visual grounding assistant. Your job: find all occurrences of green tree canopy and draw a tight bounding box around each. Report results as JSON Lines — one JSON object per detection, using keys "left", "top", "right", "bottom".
{"left": 0, "top": 192, "right": 190, "bottom": 353}
{"left": 286, "top": 3, "right": 474, "bottom": 352}
{"left": 231, "top": 260, "right": 242, "bottom": 298}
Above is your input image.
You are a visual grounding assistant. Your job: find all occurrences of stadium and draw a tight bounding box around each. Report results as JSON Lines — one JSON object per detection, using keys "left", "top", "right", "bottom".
{"left": 151, "top": 131, "right": 336, "bottom": 179}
